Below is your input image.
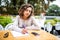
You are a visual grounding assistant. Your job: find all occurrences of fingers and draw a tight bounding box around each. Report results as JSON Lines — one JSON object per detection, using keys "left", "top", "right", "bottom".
{"left": 22, "top": 29, "right": 28, "bottom": 34}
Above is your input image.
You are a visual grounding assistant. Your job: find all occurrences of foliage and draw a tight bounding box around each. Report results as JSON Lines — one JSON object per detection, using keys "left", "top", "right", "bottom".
{"left": 34, "top": 16, "right": 60, "bottom": 26}
{"left": 0, "top": 16, "right": 13, "bottom": 28}
{"left": 46, "top": 4, "right": 60, "bottom": 16}
{"left": 45, "top": 19, "right": 56, "bottom": 26}
{"left": 35, "top": 16, "right": 40, "bottom": 19}
{"left": 53, "top": 18, "right": 60, "bottom": 22}
{"left": 45, "top": 18, "right": 60, "bottom": 26}
{"left": 0, "top": 0, "right": 56, "bottom": 15}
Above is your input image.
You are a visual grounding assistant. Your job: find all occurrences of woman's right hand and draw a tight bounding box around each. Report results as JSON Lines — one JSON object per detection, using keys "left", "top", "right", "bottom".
{"left": 21, "top": 28, "right": 28, "bottom": 34}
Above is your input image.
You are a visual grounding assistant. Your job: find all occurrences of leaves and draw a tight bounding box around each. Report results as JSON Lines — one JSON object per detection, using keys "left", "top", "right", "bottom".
{"left": 0, "top": 16, "right": 12, "bottom": 28}
{"left": 46, "top": 4, "right": 60, "bottom": 16}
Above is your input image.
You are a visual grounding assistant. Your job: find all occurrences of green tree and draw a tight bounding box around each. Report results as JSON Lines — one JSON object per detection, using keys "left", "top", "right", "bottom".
{"left": 0, "top": 0, "right": 56, "bottom": 15}
{"left": 0, "top": 0, "right": 1, "bottom": 5}
{"left": 46, "top": 4, "right": 60, "bottom": 16}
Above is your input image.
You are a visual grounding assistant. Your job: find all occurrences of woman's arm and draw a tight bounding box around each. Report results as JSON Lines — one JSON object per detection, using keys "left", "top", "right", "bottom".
{"left": 7, "top": 15, "right": 22, "bottom": 32}
{"left": 8, "top": 25, "right": 22, "bottom": 32}
{"left": 26, "top": 16, "right": 41, "bottom": 30}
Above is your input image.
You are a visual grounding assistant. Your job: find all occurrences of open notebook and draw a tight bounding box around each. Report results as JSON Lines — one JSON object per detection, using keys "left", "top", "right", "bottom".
{"left": 11, "top": 31, "right": 29, "bottom": 37}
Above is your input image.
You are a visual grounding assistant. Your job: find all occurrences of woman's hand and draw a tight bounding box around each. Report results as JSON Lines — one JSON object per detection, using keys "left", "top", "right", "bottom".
{"left": 21, "top": 28, "right": 28, "bottom": 34}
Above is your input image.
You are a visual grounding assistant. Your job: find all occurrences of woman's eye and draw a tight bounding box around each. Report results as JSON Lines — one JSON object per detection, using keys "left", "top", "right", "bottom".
{"left": 25, "top": 9, "right": 28, "bottom": 11}
{"left": 29, "top": 10, "right": 31, "bottom": 12}
{"left": 25, "top": 9, "right": 31, "bottom": 13}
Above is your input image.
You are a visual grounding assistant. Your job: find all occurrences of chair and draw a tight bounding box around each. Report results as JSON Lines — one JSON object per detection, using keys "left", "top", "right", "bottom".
{"left": 55, "top": 22, "right": 60, "bottom": 35}
{"left": 5, "top": 23, "right": 13, "bottom": 30}
{"left": 45, "top": 22, "right": 52, "bottom": 33}
{"left": 39, "top": 16, "right": 46, "bottom": 30}
{"left": 0, "top": 24, "right": 4, "bottom": 30}
{"left": 55, "top": 22, "right": 60, "bottom": 30}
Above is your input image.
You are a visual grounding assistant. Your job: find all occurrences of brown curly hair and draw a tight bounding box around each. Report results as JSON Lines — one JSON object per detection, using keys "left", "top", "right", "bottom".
{"left": 18, "top": 4, "right": 34, "bottom": 19}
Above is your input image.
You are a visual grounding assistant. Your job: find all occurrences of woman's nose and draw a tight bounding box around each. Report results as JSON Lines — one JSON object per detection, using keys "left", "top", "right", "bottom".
{"left": 27, "top": 11, "right": 30, "bottom": 13}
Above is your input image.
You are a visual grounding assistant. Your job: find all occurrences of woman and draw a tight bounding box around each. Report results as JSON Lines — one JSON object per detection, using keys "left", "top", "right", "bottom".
{"left": 8, "top": 4, "right": 41, "bottom": 34}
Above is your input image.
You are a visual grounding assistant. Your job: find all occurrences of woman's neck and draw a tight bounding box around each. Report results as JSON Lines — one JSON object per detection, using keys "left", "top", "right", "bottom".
{"left": 22, "top": 16, "right": 28, "bottom": 20}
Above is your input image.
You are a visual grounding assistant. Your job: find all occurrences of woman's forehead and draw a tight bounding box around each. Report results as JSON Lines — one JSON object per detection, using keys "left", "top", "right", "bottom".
{"left": 26, "top": 7, "right": 32, "bottom": 11}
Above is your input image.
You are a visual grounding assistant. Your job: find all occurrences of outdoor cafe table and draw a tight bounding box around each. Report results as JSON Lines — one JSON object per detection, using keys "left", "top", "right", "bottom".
{"left": 0, "top": 30, "right": 60, "bottom": 40}
{"left": 15, "top": 30, "right": 60, "bottom": 40}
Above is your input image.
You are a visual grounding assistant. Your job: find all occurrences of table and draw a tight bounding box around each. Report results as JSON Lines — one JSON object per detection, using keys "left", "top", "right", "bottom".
{"left": 0, "top": 30, "right": 60, "bottom": 40}
{"left": 15, "top": 30, "right": 60, "bottom": 40}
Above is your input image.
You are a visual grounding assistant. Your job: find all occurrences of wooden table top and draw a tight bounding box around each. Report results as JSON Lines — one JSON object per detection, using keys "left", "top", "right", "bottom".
{"left": 0, "top": 30, "right": 60, "bottom": 40}
{"left": 15, "top": 30, "right": 60, "bottom": 40}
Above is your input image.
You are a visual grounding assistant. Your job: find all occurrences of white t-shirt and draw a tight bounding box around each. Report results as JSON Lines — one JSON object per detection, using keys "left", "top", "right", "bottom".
{"left": 7, "top": 15, "right": 41, "bottom": 32}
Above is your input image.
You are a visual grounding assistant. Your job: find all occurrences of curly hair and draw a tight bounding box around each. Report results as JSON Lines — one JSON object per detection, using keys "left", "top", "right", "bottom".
{"left": 18, "top": 4, "right": 34, "bottom": 19}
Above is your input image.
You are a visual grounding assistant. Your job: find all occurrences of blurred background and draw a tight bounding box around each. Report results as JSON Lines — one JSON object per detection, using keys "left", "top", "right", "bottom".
{"left": 0, "top": 0, "right": 60, "bottom": 37}
{"left": 0, "top": 0, "right": 60, "bottom": 16}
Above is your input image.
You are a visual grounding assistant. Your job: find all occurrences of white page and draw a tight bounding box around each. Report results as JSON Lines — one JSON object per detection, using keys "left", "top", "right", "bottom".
{"left": 11, "top": 31, "right": 29, "bottom": 37}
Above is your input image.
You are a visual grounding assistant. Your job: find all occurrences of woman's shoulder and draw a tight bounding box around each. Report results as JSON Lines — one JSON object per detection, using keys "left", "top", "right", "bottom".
{"left": 15, "top": 15, "right": 20, "bottom": 19}
{"left": 30, "top": 16, "right": 36, "bottom": 19}
{"left": 30, "top": 16, "right": 36, "bottom": 20}
{"left": 30, "top": 16, "right": 35, "bottom": 18}
{"left": 16, "top": 15, "right": 20, "bottom": 18}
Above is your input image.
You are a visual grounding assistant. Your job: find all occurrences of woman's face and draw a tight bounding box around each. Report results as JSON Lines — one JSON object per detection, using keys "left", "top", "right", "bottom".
{"left": 23, "top": 7, "right": 32, "bottom": 18}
